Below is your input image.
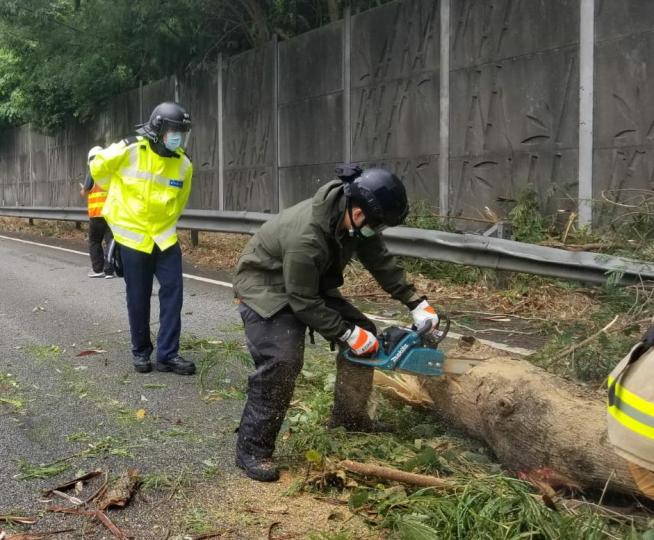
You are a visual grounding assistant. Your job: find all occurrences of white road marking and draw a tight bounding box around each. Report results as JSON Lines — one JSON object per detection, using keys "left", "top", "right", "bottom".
{"left": 182, "top": 273, "right": 233, "bottom": 288}
{"left": 0, "top": 234, "right": 88, "bottom": 256}
{"left": 0, "top": 234, "right": 233, "bottom": 288}
{"left": 0, "top": 233, "right": 533, "bottom": 355}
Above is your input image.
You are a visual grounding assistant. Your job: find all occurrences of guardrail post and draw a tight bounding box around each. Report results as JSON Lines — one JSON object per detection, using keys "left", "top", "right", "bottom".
{"left": 191, "top": 229, "right": 199, "bottom": 247}
{"left": 28, "top": 218, "right": 34, "bottom": 226}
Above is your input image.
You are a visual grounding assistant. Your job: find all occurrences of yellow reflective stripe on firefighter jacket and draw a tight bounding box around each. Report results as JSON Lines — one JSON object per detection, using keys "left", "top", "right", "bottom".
{"left": 607, "top": 342, "right": 654, "bottom": 470}
{"left": 87, "top": 184, "right": 107, "bottom": 217}
{"left": 89, "top": 136, "right": 192, "bottom": 254}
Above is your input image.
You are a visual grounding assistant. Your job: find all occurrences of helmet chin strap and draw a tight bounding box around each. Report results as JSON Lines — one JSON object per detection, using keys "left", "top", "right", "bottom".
{"left": 346, "top": 200, "right": 357, "bottom": 237}
{"left": 346, "top": 200, "right": 366, "bottom": 238}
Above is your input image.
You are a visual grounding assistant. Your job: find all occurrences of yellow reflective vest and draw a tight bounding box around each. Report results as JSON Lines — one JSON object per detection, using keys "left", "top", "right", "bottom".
{"left": 607, "top": 334, "right": 654, "bottom": 471}
{"left": 89, "top": 136, "right": 192, "bottom": 254}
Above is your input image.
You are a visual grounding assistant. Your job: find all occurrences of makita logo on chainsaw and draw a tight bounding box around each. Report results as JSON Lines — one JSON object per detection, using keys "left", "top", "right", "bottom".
{"left": 390, "top": 343, "right": 410, "bottom": 364}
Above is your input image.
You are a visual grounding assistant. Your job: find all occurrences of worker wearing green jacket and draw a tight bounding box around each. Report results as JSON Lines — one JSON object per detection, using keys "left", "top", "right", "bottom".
{"left": 232, "top": 166, "right": 441, "bottom": 481}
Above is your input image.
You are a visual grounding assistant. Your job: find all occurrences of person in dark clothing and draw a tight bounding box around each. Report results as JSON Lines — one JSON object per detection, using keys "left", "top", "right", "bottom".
{"left": 86, "top": 217, "right": 114, "bottom": 278}
{"left": 80, "top": 146, "right": 114, "bottom": 278}
{"left": 232, "top": 166, "right": 441, "bottom": 481}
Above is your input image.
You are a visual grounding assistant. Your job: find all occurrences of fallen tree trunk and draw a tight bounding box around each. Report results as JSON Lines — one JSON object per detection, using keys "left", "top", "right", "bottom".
{"left": 374, "top": 352, "right": 638, "bottom": 496}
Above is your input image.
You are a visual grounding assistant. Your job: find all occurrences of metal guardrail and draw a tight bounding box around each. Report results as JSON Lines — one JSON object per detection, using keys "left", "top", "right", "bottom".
{"left": 1, "top": 206, "right": 654, "bottom": 284}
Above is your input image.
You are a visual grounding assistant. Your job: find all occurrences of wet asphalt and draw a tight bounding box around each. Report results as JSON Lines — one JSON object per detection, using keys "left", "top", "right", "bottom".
{"left": 0, "top": 235, "right": 246, "bottom": 525}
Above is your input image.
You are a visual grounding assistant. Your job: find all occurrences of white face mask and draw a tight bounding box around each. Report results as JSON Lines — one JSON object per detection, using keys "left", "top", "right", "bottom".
{"left": 164, "top": 131, "right": 183, "bottom": 151}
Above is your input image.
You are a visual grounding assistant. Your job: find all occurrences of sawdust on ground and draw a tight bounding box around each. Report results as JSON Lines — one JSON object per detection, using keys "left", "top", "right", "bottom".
{"left": 170, "top": 471, "right": 381, "bottom": 539}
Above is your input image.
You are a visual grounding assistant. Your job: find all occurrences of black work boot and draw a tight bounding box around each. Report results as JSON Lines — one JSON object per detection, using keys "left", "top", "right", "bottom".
{"left": 235, "top": 452, "right": 280, "bottom": 482}
{"left": 155, "top": 356, "right": 196, "bottom": 375}
{"left": 133, "top": 355, "right": 152, "bottom": 373}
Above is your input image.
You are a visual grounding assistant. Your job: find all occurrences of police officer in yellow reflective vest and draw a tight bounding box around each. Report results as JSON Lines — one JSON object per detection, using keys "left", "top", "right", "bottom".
{"left": 87, "top": 102, "right": 196, "bottom": 375}
{"left": 607, "top": 327, "right": 654, "bottom": 499}
{"left": 80, "top": 146, "right": 114, "bottom": 279}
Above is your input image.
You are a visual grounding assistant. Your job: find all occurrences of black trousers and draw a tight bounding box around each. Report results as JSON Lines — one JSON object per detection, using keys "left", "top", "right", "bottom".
{"left": 236, "top": 297, "right": 376, "bottom": 458}
{"left": 120, "top": 243, "right": 184, "bottom": 362}
{"left": 88, "top": 217, "right": 114, "bottom": 274}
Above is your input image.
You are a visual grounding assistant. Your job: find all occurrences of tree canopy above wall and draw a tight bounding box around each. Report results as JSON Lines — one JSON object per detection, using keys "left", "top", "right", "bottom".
{"left": 0, "top": 0, "right": 389, "bottom": 132}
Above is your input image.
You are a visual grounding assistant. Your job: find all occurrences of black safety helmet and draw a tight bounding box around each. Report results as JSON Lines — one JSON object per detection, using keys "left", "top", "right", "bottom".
{"left": 342, "top": 167, "right": 409, "bottom": 227}
{"left": 137, "top": 102, "right": 191, "bottom": 141}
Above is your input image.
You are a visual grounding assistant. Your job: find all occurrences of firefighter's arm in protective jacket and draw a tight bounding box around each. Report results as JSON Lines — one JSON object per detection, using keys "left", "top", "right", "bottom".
{"left": 282, "top": 247, "right": 352, "bottom": 342}
{"left": 356, "top": 234, "right": 421, "bottom": 307}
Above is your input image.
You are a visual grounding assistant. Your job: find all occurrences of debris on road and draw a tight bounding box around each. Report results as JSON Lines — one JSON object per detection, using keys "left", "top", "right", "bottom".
{"left": 75, "top": 349, "right": 107, "bottom": 356}
{"left": 0, "top": 516, "right": 37, "bottom": 525}
{"left": 1, "top": 529, "right": 75, "bottom": 540}
{"left": 47, "top": 506, "right": 129, "bottom": 540}
{"left": 42, "top": 469, "right": 103, "bottom": 499}
{"left": 339, "top": 459, "right": 455, "bottom": 489}
{"left": 96, "top": 469, "right": 140, "bottom": 510}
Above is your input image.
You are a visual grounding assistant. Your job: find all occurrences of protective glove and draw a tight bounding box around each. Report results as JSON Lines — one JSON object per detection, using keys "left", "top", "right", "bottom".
{"left": 411, "top": 300, "right": 440, "bottom": 331}
{"left": 340, "top": 325, "right": 379, "bottom": 357}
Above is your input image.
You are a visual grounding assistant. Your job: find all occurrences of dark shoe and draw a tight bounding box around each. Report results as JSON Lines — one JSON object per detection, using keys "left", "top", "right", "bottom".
{"left": 328, "top": 415, "right": 392, "bottom": 433}
{"left": 235, "top": 453, "right": 280, "bottom": 482}
{"left": 155, "top": 356, "right": 196, "bottom": 375}
{"left": 133, "top": 356, "right": 152, "bottom": 373}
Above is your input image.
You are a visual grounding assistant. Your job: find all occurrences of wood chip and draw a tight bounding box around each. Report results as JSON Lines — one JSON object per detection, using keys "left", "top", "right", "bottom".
{"left": 96, "top": 469, "right": 140, "bottom": 510}
{"left": 0, "top": 515, "right": 37, "bottom": 525}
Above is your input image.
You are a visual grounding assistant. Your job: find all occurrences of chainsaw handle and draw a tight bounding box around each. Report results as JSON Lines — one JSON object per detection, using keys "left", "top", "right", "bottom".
{"left": 417, "top": 313, "right": 450, "bottom": 344}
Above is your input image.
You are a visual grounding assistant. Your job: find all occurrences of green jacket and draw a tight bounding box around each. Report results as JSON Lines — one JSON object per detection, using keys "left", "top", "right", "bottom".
{"left": 233, "top": 180, "right": 420, "bottom": 341}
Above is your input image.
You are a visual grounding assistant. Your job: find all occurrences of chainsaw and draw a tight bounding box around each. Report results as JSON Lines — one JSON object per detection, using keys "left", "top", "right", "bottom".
{"left": 345, "top": 315, "right": 479, "bottom": 376}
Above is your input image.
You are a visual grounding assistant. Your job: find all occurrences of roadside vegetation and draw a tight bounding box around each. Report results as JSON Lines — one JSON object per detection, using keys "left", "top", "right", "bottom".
{"left": 0, "top": 0, "right": 392, "bottom": 131}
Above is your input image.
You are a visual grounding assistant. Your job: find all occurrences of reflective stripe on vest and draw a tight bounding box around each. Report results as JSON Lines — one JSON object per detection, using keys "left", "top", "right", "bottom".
{"left": 110, "top": 223, "right": 145, "bottom": 244}
{"left": 153, "top": 225, "right": 177, "bottom": 245}
{"left": 87, "top": 185, "right": 107, "bottom": 217}
{"left": 608, "top": 375, "right": 654, "bottom": 440}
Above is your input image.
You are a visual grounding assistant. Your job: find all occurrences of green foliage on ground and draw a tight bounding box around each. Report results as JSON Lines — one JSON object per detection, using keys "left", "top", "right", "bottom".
{"left": 180, "top": 333, "right": 253, "bottom": 400}
{"left": 278, "top": 346, "right": 652, "bottom": 539}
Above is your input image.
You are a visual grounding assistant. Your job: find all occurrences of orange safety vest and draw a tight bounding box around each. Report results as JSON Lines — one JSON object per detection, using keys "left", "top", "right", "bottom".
{"left": 87, "top": 184, "right": 107, "bottom": 217}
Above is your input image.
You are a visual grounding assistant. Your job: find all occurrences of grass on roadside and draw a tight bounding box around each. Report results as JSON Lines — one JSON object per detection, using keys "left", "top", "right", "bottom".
{"left": 0, "top": 372, "right": 25, "bottom": 411}
{"left": 180, "top": 334, "right": 253, "bottom": 400}
{"left": 21, "top": 344, "right": 62, "bottom": 362}
{"left": 531, "top": 284, "right": 654, "bottom": 382}
{"left": 16, "top": 459, "right": 70, "bottom": 480}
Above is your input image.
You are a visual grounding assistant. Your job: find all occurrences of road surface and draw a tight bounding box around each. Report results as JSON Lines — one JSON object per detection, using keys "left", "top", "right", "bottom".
{"left": 0, "top": 234, "right": 247, "bottom": 536}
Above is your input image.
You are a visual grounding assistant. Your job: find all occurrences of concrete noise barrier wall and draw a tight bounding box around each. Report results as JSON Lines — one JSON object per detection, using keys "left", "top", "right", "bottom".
{"left": 1, "top": 0, "right": 653, "bottom": 228}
